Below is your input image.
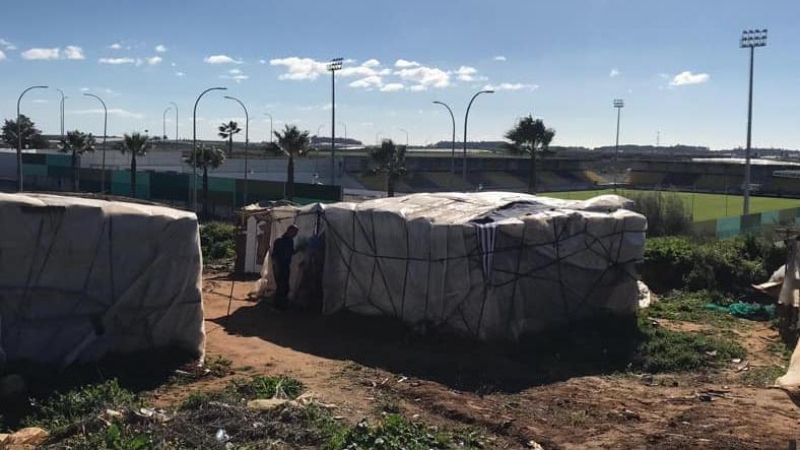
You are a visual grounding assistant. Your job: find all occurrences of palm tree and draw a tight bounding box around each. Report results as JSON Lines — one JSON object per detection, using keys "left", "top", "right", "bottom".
{"left": 218, "top": 120, "right": 242, "bottom": 157}
{"left": 184, "top": 144, "right": 226, "bottom": 218}
{"left": 369, "top": 139, "right": 406, "bottom": 197}
{"left": 504, "top": 115, "right": 556, "bottom": 194}
{"left": 274, "top": 125, "right": 310, "bottom": 201}
{"left": 119, "top": 132, "right": 151, "bottom": 198}
{"left": 58, "top": 130, "right": 96, "bottom": 192}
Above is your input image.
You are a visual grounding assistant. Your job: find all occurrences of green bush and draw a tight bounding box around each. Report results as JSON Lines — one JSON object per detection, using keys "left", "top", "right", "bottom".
{"left": 642, "top": 235, "right": 782, "bottom": 297}
{"left": 327, "top": 414, "right": 450, "bottom": 450}
{"left": 200, "top": 221, "right": 236, "bottom": 261}
{"left": 231, "top": 375, "right": 305, "bottom": 400}
{"left": 627, "top": 191, "right": 692, "bottom": 237}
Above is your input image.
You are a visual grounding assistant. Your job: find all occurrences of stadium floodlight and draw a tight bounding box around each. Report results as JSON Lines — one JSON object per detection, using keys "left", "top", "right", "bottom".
{"left": 740, "top": 28, "right": 767, "bottom": 215}
{"left": 169, "top": 102, "right": 179, "bottom": 141}
{"left": 463, "top": 90, "right": 494, "bottom": 182}
{"left": 327, "top": 57, "right": 344, "bottom": 187}
{"left": 613, "top": 99, "right": 625, "bottom": 191}
{"left": 16, "top": 85, "right": 48, "bottom": 192}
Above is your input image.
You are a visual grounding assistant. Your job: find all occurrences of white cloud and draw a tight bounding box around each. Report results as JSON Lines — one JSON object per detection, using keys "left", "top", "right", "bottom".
{"left": 228, "top": 68, "right": 242, "bottom": 75}
{"left": 147, "top": 56, "right": 163, "bottom": 65}
{"left": 362, "top": 59, "right": 381, "bottom": 68}
{"left": 670, "top": 71, "right": 710, "bottom": 86}
{"left": 494, "top": 55, "right": 507, "bottom": 62}
{"left": 21, "top": 48, "right": 60, "bottom": 60}
{"left": 0, "top": 50, "right": 5, "bottom": 62}
{"left": 204, "top": 54, "right": 242, "bottom": 64}
{"left": 135, "top": 58, "right": 144, "bottom": 67}
{"left": 380, "top": 83, "right": 405, "bottom": 92}
{"left": 455, "top": 65, "right": 479, "bottom": 81}
{"left": 80, "top": 87, "right": 90, "bottom": 92}
{"left": 349, "top": 76, "right": 383, "bottom": 89}
{"left": 483, "top": 82, "right": 538, "bottom": 92}
{"left": 175, "top": 71, "right": 185, "bottom": 77}
{"left": 259, "top": 59, "right": 266, "bottom": 64}
{"left": 395, "top": 65, "right": 450, "bottom": 88}
{"left": 72, "top": 108, "right": 144, "bottom": 119}
{"left": 395, "top": 59, "right": 420, "bottom": 68}
{"left": 609, "top": 68, "right": 621, "bottom": 78}
{"left": 0, "top": 39, "right": 16, "bottom": 50}
{"left": 99, "top": 57, "right": 136, "bottom": 65}
{"left": 109, "top": 43, "right": 122, "bottom": 50}
{"left": 155, "top": 44, "right": 167, "bottom": 53}
{"left": 221, "top": 74, "right": 249, "bottom": 83}
{"left": 171, "top": 62, "right": 177, "bottom": 67}
{"left": 408, "top": 85, "right": 427, "bottom": 92}
{"left": 64, "top": 45, "right": 85, "bottom": 60}
{"left": 270, "top": 57, "right": 328, "bottom": 80}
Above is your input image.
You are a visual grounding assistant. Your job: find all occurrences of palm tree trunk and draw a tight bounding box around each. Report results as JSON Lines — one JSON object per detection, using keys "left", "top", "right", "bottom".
{"left": 131, "top": 153, "right": 137, "bottom": 198}
{"left": 203, "top": 165, "right": 209, "bottom": 219}
{"left": 287, "top": 154, "right": 294, "bottom": 200}
{"left": 229, "top": 135, "right": 233, "bottom": 158}
{"left": 529, "top": 151, "right": 537, "bottom": 194}
{"left": 72, "top": 150, "right": 78, "bottom": 192}
{"left": 387, "top": 173, "right": 395, "bottom": 198}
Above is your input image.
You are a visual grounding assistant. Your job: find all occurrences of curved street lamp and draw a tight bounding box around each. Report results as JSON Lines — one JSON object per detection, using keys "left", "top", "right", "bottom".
{"left": 17, "top": 85, "right": 48, "bottom": 191}
{"left": 264, "top": 112, "right": 274, "bottom": 144}
{"left": 169, "top": 101, "right": 179, "bottom": 141}
{"left": 398, "top": 128, "right": 409, "bottom": 148}
{"left": 163, "top": 106, "right": 172, "bottom": 140}
{"left": 224, "top": 95, "right": 250, "bottom": 206}
{"left": 56, "top": 88, "right": 65, "bottom": 141}
{"left": 83, "top": 93, "right": 108, "bottom": 193}
{"left": 192, "top": 87, "right": 227, "bottom": 213}
{"left": 463, "top": 89, "right": 494, "bottom": 181}
{"left": 433, "top": 100, "right": 456, "bottom": 182}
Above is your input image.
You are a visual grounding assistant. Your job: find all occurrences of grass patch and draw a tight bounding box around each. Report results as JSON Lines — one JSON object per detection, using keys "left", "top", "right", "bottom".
{"left": 634, "top": 317, "right": 746, "bottom": 373}
{"left": 200, "top": 221, "right": 236, "bottom": 261}
{"left": 741, "top": 365, "right": 786, "bottom": 387}
{"left": 232, "top": 375, "right": 305, "bottom": 400}
{"left": 327, "top": 414, "right": 451, "bottom": 450}
{"left": 647, "top": 291, "right": 742, "bottom": 327}
{"left": 24, "top": 379, "right": 140, "bottom": 433}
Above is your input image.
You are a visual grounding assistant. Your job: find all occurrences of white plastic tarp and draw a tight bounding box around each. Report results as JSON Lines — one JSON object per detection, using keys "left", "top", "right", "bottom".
{"left": 777, "top": 239, "right": 800, "bottom": 389}
{"left": 0, "top": 193, "right": 205, "bottom": 367}
{"left": 258, "top": 193, "right": 647, "bottom": 341}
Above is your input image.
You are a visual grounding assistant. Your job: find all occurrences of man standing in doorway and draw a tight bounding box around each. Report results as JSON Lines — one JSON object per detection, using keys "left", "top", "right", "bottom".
{"left": 271, "top": 224, "right": 298, "bottom": 310}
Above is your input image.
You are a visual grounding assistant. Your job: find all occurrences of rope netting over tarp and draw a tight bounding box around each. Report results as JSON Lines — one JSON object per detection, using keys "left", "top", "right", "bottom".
{"left": 0, "top": 193, "right": 205, "bottom": 368}
{"left": 259, "top": 192, "right": 647, "bottom": 341}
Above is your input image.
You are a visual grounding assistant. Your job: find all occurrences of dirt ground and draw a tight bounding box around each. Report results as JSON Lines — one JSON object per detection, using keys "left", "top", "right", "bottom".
{"left": 195, "top": 272, "right": 800, "bottom": 449}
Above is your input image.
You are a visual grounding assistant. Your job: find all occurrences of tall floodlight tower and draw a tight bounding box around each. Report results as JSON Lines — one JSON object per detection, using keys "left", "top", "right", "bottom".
{"left": 327, "top": 57, "right": 343, "bottom": 186}
{"left": 740, "top": 29, "right": 767, "bottom": 215}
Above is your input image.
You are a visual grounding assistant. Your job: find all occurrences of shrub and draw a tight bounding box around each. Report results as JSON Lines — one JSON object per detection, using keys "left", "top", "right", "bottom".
{"left": 627, "top": 191, "right": 692, "bottom": 237}
{"left": 327, "top": 414, "right": 450, "bottom": 450}
{"left": 642, "top": 235, "right": 782, "bottom": 297}
{"left": 199, "top": 221, "right": 236, "bottom": 261}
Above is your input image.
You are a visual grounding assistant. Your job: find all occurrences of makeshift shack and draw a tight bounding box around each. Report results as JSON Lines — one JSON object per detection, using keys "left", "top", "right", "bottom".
{"left": 257, "top": 192, "right": 647, "bottom": 340}
{"left": 776, "top": 239, "right": 800, "bottom": 392}
{"left": 0, "top": 193, "right": 205, "bottom": 367}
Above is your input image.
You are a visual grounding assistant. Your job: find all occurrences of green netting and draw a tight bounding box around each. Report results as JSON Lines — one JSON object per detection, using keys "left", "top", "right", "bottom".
{"left": 22, "top": 164, "right": 47, "bottom": 177}
{"left": 716, "top": 216, "right": 741, "bottom": 239}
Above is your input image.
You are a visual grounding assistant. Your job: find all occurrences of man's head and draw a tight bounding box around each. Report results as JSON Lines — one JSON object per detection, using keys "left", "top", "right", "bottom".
{"left": 285, "top": 224, "right": 299, "bottom": 238}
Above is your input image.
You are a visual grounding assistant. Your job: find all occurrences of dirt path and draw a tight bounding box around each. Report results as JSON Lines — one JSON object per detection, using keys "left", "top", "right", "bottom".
{"left": 198, "top": 273, "right": 800, "bottom": 449}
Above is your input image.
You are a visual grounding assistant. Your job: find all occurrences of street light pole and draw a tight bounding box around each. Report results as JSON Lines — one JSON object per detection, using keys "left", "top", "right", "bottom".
{"left": 169, "top": 102, "right": 179, "bottom": 141}
{"left": 740, "top": 28, "right": 767, "bottom": 215}
{"left": 463, "top": 89, "right": 494, "bottom": 181}
{"left": 264, "top": 113, "right": 274, "bottom": 144}
{"left": 163, "top": 106, "right": 171, "bottom": 140}
{"left": 17, "top": 85, "right": 48, "bottom": 192}
{"left": 83, "top": 93, "right": 108, "bottom": 193}
{"left": 399, "top": 128, "right": 409, "bottom": 148}
{"left": 613, "top": 99, "right": 624, "bottom": 192}
{"left": 225, "top": 96, "right": 250, "bottom": 206}
{"left": 433, "top": 101, "right": 456, "bottom": 181}
{"left": 56, "top": 88, "right": 65, "bottom": 141}
{"left": 327, "top": 58, "right": 343, "bottom": 186}
{"left": 193, "top": 87, "right": 227, "bottom": 213}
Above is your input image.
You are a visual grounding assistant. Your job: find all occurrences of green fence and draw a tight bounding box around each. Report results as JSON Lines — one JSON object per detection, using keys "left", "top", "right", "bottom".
{"left": 20, "top": 153, "right": 342, "bottom": 210}
{"left": 694, "top": 206, "right": 800, "bottom": 239}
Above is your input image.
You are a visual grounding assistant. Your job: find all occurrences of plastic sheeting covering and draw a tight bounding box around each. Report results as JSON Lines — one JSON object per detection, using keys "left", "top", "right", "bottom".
{"left": 777, "top": 240, "right": 800, "bottom": 389}
{"left": 0, "top": 193, "right": 205, "bottom": 367}
{"left": 259, "top": 192, "right": 647, "bottom": 341}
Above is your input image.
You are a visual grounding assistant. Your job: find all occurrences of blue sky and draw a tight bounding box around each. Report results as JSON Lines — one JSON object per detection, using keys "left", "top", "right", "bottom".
{"left": 0, "top": 0, "right": 798, "bottom": 149}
